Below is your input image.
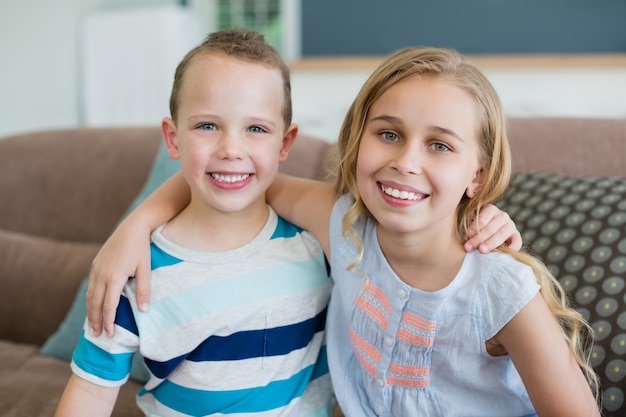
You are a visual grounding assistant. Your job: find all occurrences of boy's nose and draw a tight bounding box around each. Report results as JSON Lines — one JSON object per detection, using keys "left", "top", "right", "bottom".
{"left": 216, "top": 134, "right": 243, "bottom": 159}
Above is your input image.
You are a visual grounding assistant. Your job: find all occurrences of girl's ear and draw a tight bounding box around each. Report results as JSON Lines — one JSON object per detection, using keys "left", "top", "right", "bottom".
{"left": 161, "top": 118, "right": 181, "bottom": 159}
{"left": 466, "top": 167, "right": 487, "bottom": 198}
{"left": 278, "top": 123, "right": 299, "bottom": 163}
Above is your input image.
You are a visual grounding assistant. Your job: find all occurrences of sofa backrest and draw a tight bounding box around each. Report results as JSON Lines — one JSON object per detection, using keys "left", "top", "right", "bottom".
{"left": 0, "top": 127, "right": 162, "bottom": 243}
{"left": 507, "top": 117, "right": 626, "bottom": 178}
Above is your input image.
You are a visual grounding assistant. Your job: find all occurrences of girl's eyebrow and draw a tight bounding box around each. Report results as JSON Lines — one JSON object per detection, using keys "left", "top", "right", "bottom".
{"left": 431, "top": 126, "right": 464, "bottom": 143}
{"left": 369, "top": 114, "right": 402, "bottom": 125}
{"left": 370, "top": 114, "right": 464, "bottom": 143}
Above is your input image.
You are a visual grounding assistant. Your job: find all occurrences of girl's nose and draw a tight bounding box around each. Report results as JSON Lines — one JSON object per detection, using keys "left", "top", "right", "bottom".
{"left": 392, "top": 143, "right": 423, "bottom": 174}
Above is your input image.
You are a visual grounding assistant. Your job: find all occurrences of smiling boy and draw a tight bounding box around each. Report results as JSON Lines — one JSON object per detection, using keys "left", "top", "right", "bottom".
{"left": 55, "top": 29, "right": 333, "bottom": 417}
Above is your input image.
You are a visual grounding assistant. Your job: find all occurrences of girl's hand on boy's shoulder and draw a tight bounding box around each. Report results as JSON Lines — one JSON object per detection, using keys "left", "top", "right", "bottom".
{"left": 464, "top": 204, "right": 522, "bottom": 253}
{"left": 87, "top": 219, "right": 152, "bottom": 337}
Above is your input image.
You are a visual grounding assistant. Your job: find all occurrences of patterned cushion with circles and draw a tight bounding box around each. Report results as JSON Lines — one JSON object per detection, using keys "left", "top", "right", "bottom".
{"left": 497, "top": 172, "right": 626, "bottom": 416}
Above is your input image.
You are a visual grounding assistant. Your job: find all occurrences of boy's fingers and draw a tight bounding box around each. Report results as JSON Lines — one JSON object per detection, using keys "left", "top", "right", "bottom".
{"left": 465, "top": 206, "right": 499, "bottom": 251}
{"left": 476, "top": 227, "right": 522, "bottom": 253}
{"left": 465, "top": 206, "right": 522, "bottom": 253}
{"left": 505, "top": 228, "right": 523, "bottom": 251}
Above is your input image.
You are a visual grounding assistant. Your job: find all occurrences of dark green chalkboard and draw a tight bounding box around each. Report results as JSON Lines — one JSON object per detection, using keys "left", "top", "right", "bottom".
{"left": 302, "top": 0, "right": 626, "bottom": 56}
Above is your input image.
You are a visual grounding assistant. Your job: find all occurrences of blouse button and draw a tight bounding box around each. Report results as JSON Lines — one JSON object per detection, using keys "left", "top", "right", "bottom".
{"left": 376, "top": 378, "right": 385, "bottom": 387}
{"left": 384, "top": 337, "right": 394, "bottom": 347}
{"left": 397, "top": 288, "right": 407, "bottom": 299}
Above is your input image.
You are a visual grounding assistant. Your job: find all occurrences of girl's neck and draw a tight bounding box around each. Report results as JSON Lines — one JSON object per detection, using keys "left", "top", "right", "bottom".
{"left": 377, "top": 224, "right": 466, "bottom": 292}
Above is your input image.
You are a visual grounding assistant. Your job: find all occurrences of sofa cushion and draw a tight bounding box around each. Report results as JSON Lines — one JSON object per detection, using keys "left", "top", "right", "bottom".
{"left": 41, "top": 141, "right": 180, "bottom": 383}
{"left": 0, "top": 340, "right": 143, "bottom": 417}
{"left": 498, "top": 172, "right": 626, "bottom": 415}
{"left": 0, "top": 229, "right": 100, "bottom": 345}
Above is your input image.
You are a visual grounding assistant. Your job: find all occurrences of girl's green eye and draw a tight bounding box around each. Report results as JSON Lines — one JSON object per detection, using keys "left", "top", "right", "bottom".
{"left": 382, "top": 132, "right": 398, "bottom": 142}
{"left": 433, "top": 143, "right": 451, "bottom": 152}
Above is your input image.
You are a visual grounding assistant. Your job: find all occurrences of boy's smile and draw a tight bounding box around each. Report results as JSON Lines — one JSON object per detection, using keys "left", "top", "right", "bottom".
{"left": 209, "top": 172, "right": 253, "bottom": 189}
{"left": 162, "top": 52, "right": 295, "bottom": 220}
{"left": 158, "top": 52, "right": 297, "bottom": 251}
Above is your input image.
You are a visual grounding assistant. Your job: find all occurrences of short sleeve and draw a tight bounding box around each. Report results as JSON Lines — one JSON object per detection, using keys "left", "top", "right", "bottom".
{"left": 70, "top": 293, "right": 139, "bottom": 387}
{"left": 478, "top": 254, "right": 541, "bottom": 340}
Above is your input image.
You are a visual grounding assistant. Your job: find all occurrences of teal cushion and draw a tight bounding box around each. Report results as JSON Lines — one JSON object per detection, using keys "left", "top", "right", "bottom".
{"left": 41, "top": 141, "right": 180, "bottom": 382}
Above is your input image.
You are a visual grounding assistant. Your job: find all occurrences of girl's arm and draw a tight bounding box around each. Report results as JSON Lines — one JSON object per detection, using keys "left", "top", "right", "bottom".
{"left": 87, "top": 171, "right": 190, "bottom": 337}
{"left": 54, "top": 375, "right": 120, "bottom": 417}
{"left": 266, "top": 173, "right": 335, "bottom": 259}
{"left": 496, "top": 294, "right": 600, "bottom": 416}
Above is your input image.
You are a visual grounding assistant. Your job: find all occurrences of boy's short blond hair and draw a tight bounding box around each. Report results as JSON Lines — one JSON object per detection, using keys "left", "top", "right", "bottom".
{"left": 169, "top": 28, "right": 292, "bottom": 128}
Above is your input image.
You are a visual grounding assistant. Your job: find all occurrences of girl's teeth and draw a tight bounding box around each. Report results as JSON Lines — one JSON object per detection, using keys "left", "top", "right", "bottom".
{"left": 211, "top": 173, "right": 250, "bottom": 183}
{"left": 381, "top": 185, "right": 420, "bottom": 201}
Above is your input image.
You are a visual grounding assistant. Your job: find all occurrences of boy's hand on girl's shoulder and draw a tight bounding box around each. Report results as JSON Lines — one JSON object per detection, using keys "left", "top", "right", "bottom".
{"left": 464, "top": 204, "right": 522, "bottom": 253}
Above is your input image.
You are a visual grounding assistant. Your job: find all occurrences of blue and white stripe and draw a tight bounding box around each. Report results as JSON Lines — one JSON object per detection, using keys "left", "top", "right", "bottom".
{"left": 71, "top": 209, "right": 333, "bottom": 416}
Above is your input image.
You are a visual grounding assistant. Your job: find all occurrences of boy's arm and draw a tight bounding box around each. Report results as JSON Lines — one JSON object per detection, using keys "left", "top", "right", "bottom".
{"left": 497, "top": 294, "right": 600, "bottom": 417}
{"left": 266, "top": 173, "right": 335, "bottom": 259}
{"left": 266, "top": 176, "right": 520, "bottom": 257}
{"left": 465, "top": 204, "right": 522, "bottom": 253}
{"left": 54, "top": 374, "right": 120, "bottom": 417}
{"left": 87, "top": 171, "right": 190, "bottom": 337}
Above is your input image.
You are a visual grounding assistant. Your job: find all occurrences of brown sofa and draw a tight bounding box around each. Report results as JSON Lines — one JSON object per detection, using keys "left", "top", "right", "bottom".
{"left": 1, "top": 117, "right": 626, "bottom": 416}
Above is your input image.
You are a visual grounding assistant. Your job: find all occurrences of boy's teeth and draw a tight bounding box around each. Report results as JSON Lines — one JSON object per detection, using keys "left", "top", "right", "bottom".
{"left": 381, "top": 185, "right": 421, "bottom": 201}
{"left": 211, "top": 173, "right": 250, "bottom": 183}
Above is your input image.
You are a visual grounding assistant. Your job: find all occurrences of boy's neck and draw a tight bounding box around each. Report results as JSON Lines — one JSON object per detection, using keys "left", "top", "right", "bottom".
{"left": 161, "top": 200, "right": 271, "bottom": 252}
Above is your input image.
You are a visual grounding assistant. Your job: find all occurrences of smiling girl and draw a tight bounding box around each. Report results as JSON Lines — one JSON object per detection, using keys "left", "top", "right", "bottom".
{"left": 268, "top": 47, "right": 600, "bottom": 416}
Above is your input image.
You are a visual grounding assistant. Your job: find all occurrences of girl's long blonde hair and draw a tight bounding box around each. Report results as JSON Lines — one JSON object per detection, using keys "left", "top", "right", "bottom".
{"left": 333, "top": 46, "right": 599, "bottom": 398}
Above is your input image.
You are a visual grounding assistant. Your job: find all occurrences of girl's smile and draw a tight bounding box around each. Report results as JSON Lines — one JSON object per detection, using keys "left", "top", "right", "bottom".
{"left": 378, "top": 180, "right": 427, "bottom": 204}
{"left": 356, "top": 75, "right": 485, "bottom": 243}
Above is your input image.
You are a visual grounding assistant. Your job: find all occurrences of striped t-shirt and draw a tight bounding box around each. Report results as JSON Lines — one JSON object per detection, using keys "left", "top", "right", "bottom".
{"left": 71, "top": 208, "right": 333, "bottom": 416}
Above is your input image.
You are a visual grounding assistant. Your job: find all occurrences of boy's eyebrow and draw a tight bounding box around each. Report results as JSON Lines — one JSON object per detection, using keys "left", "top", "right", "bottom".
{"left": 369, "top": 114, "right": 464, "bottom": 142}
{"left": 186, "top": 114, "right": 278, "bottom": 127}
{"left": 249, "top": 116, "right": 277, "bottom": 127}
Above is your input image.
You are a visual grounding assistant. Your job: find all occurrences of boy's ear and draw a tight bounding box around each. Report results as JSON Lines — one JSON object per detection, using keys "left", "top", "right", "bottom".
{"left": 466, "top": 166, "right": 487, "bottom": 198}
{"left": 161, "top": 117, "right": 181, "bottom": 159}
{"left": 278, "top": 123, "right": 298, "bottom": 163}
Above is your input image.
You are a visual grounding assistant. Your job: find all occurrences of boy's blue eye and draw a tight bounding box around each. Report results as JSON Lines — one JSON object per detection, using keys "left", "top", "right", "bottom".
{"left": 248, "top": 126, "right": 266, "bottom": 133}
{"left": 198, "top": 123, "right": 216, "bottom": 130}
